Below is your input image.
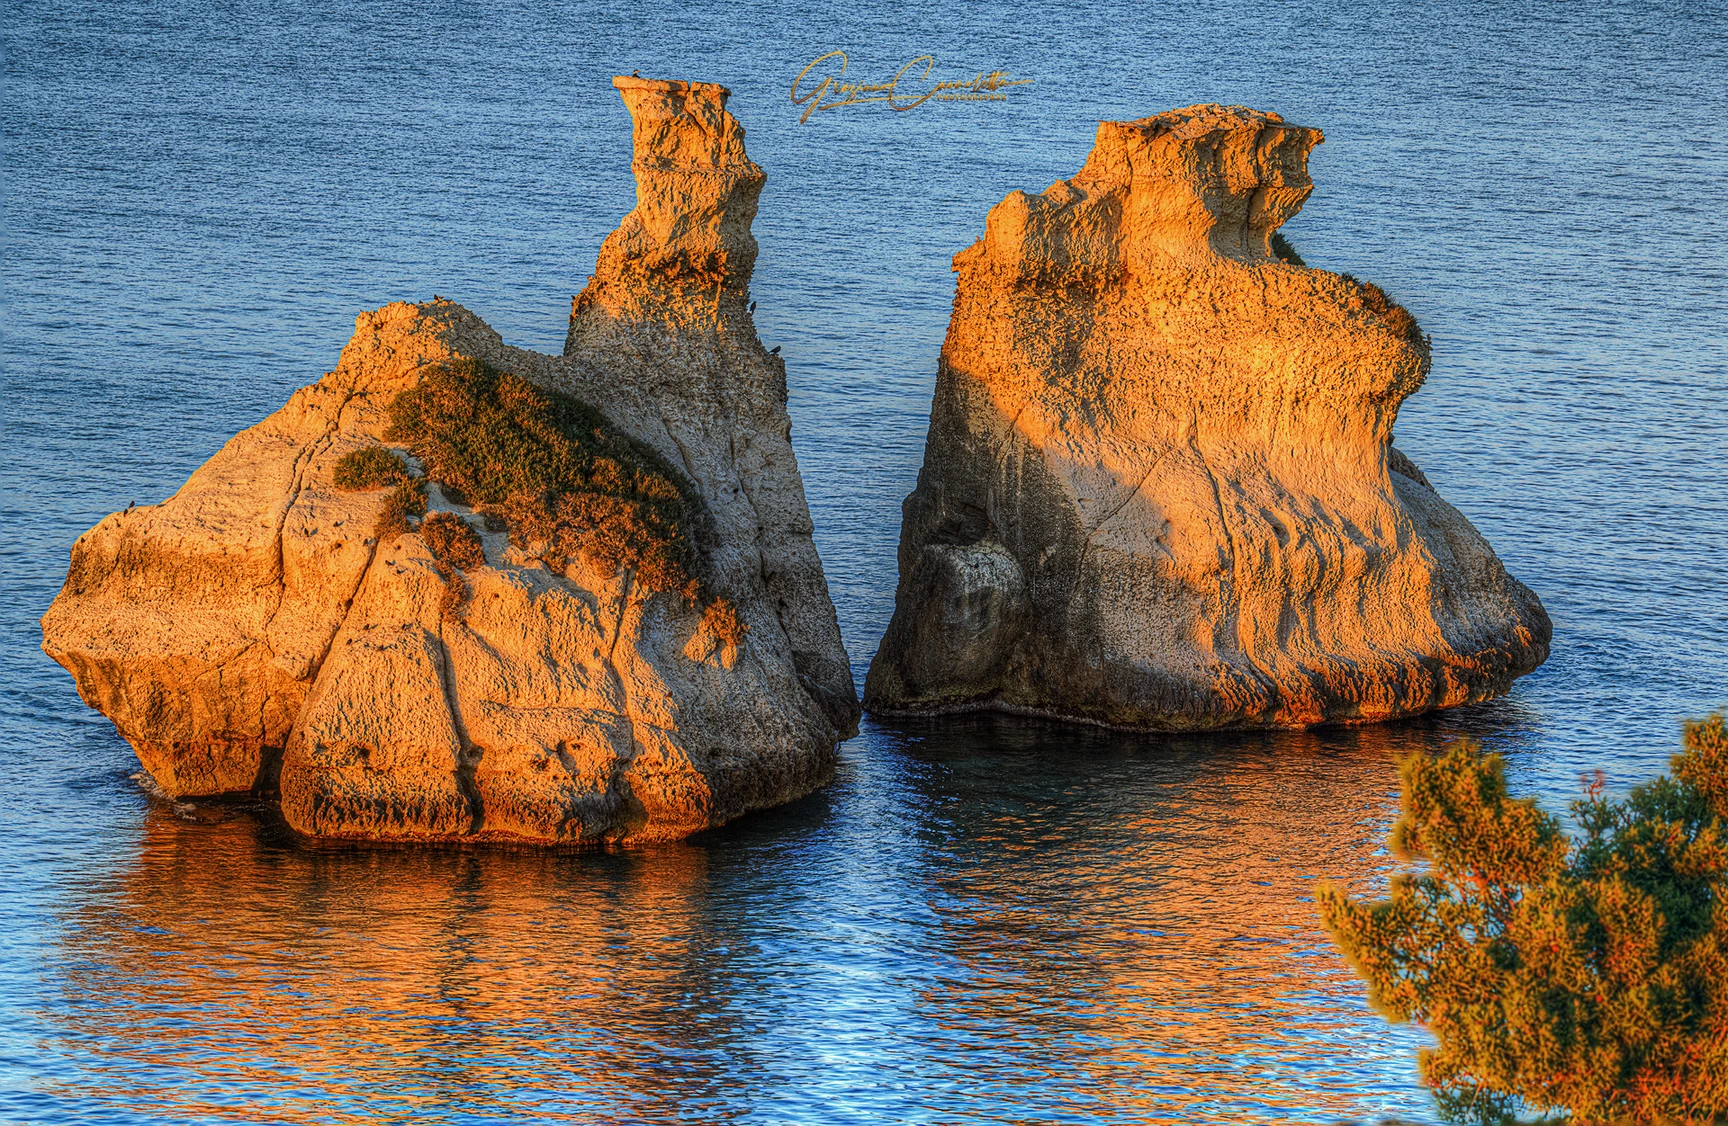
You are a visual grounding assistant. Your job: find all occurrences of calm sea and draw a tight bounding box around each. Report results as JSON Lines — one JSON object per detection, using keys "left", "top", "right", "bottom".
{"left": 5, "top": 1, "right": 1726, "bottom": 1122}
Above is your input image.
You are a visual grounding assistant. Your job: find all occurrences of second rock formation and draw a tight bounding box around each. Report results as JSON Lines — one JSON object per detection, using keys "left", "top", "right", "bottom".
{"left": 865, "top": 104, "right": 1550, "bottom": 729}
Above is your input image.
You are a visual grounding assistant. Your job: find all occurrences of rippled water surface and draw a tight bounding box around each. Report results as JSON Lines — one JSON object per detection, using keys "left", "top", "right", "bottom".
{"left": 5, "top": 1, "right": 1727, "bottom": 1122}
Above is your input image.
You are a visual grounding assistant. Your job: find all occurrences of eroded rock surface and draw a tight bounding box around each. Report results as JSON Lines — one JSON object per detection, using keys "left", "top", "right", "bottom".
{"left": 43, "top": 76, "right": 858, "bottom": 843}
{"left": 865, "top": 104, "right": 1550, "bottom": 729}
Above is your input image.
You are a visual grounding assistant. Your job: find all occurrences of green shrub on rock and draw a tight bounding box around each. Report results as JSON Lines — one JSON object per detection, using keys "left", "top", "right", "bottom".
{"left": 385, "top": 357, "right": 741, "bottom": 627}
{"left": 333, "top": 445, "right": 409, "bottom": 490}
{"left": 1319, "top": 716, "right": 1728, "bottom": 1123}
{"left": 420, "top": 511, "right": 485, "bottom": 572}
{"left": 373, "top": 480, "right": 426, "bottom": 543}
{"left": 420, "top": 511, "right": 486, "bottom": 621}
{"left": 1271, "top": 231, "right": 1306, "bottom": 266}
{"left": 1338, "top": 273, "right": 1427, "bottom": 347}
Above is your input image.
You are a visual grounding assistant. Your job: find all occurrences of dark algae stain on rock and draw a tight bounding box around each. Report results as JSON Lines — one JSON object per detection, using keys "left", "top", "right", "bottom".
{"left": 866, "top": 104, "right": 1550, "bottom": 731}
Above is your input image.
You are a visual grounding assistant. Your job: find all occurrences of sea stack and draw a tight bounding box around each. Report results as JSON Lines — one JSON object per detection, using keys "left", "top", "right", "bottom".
{"left": 865, "top": 104, "right": 1550, "bottom": 730}
{"left": 41, "top": 77, "right": 859, "bottom": 843}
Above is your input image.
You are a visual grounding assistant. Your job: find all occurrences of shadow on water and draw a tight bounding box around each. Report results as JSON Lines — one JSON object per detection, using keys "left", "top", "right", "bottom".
{"left": 31, "top": 704, "right": 1548, "bottom": 1123}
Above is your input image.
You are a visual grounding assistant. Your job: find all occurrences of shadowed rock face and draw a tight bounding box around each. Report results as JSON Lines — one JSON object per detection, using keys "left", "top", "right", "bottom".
{"left": 865, "top": 104, "right": 1550, "bottom": 731}
{"left": 42, "top": 76, "right": 859, "bottom": 844}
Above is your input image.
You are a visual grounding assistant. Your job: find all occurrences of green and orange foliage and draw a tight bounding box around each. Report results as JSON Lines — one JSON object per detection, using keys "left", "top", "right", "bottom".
{"left": 1319, "top": 715, "right": 1728, "bottom": 1124}
{"left": 385, "top": 358, "right": 707, "bottom": 596}
{"left": 419, "top": 511, "right": 485, "bottom": 572}
{"left": 334, "top": 444, "right": 423, "bottom": 542}
{"left": 419, "top": 511, "right": 486, "bottom": 621}
{"left": 500, "top": 489, "right": 699, "bottom": 603}
{"left": 333, "top": 445, "right": 410, "bottom": 491}
{"left": 372, "top": 480, "right": 426, "bottom": 543}
{"left": 701, "top": 598, "right": 748, "bottom": 648}
{"left": 1339, "top": 272, "right": 1426, "bottom": 348}
{"left": 1270, "top": 231, "right": 1306, "bottom": 267}
{"left": 386, "top": 357, "right": 746, "bottom": 636}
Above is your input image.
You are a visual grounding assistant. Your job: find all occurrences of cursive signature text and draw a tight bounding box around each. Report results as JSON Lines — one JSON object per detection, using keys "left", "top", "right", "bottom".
{"left": 791, "top": 50, "right": 1032, "bottom": 124}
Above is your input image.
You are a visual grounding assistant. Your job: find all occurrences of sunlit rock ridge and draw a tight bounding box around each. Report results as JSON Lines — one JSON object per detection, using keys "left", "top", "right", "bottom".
{"left": 41, "top": 76, "right": 859, "bottom": 844}
{"left": 865, "top": 104, "right": 1550, "bottom": 729}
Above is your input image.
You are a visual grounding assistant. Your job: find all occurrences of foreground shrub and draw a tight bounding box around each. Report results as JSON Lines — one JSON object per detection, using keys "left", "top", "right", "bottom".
{"left": 1319, "top": 716, "right": 1728, "bottom": 1123}
{"left": 333, "top": 445, "right": 409, "bottom": 490}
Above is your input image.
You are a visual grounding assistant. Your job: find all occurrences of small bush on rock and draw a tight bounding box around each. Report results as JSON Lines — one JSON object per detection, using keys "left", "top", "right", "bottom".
{"left": 420, "top": 511, "right": 485, "bottom": 572}
{"left": 373, "top": 480, "right": 427, "bottom": 543}
{"left": 1270, "top": 231, "right": 1306, "bottom": 266}
{"left": 499, "top": 489, "right": 698, "bottom": 602}
{"left": 1340, "top": 273, "right": 1426, "bottom": 348}
{"left": 1319, "top": 715, "right": 1728, "bottom": 1124}
{"left": 701, "top": 598, "right": 748, "bottom": 648}
{"left": 334, "top": 446, "right": 409, "bottom": 490}
{"left": 385, "top": 358, "right": 717, "bottom": 608}
{"left": 419, "top": 511, "right": 486, "bottom": 621}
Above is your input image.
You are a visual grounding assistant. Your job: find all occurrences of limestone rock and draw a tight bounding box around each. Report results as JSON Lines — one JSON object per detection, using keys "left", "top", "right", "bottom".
{"left": 865, "top": 104, "right": 1550, "bottom": 729}
{"left": 43, "top": 76, "right": 858, "bottom": 843}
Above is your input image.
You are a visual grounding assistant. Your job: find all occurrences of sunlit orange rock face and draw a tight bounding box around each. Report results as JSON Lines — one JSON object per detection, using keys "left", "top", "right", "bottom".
{"left": 41, "top": 77, "right": 858, "bottom": 843}
{"left": 865, "top": 104, "right": 1550, "bottom": 730}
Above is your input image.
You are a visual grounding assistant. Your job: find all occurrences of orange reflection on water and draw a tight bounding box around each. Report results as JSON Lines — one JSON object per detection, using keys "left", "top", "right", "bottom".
{"left": 39, "top": 711, "right": 1518, "bottom": 1123}
{"left": 904, "top": 725, "right": 1432, "bottom": 1120}
{"left": 49, "top": 827, "right": 752, "bottom": 1123}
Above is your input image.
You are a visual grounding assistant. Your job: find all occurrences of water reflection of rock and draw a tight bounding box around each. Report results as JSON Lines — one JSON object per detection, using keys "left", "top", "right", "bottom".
{"left": 874, "top": 708, "right": 1537, "bottom": 1120}
{"left": 46, "top": 703, "right": 1538, "bottom": 1121}
{"left": 51, "top": 815, "right": 768, "bottom": 1123}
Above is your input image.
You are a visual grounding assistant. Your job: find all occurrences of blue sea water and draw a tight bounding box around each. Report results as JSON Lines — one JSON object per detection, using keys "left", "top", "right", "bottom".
{"left": 4, "top": 1, "right": 1727, "bottom": 1122}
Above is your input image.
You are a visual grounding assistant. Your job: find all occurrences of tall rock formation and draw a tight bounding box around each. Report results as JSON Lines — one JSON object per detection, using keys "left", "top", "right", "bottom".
{"left": 865, "top": 104, "right": 1550, "bottom": 730}
{"left": 42, "top": 77, "right": 859, "bottom": 843}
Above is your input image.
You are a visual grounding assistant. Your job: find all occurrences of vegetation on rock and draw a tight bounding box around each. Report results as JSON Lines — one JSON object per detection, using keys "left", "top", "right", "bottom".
{"left": 373, "top": 480, "right": 426, "bottom": 543}
{"left": 1262, "top": 232, "right": 1420, "bottom": 348}
{"left": 40, "top": 71, "right": 858, "bottom": 845}
{"left": 333, "top": 445, "right": 409, "bottom": 491}
{"left": 701, "top": 598, "right": 749, "bottom": 647}
{"left": 1319, "top": 716, "right": 1728, "bottom": 1124}
{"left": 499, "top": 489, "right": 697, "bottom": 602}
{"left": 335, "top": 445, "right": 425, "bottom": 542}
{"left": 1340, "top": 273, "right": 1426, "bottom": 347}
{"left": 1267, "top": 235, "right": 1421, "bottom": 346}
{"left": 420, "top": 511, "right": 485, "bottom": 621}
{"left": 1270, "top": 231, "right": 1306, "bottom": 267}
{"left": 420, "top": 511, "right": 485, "bottom": 572}
{"left": 386, "top": 357, "right": 736, "bottom": 620}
